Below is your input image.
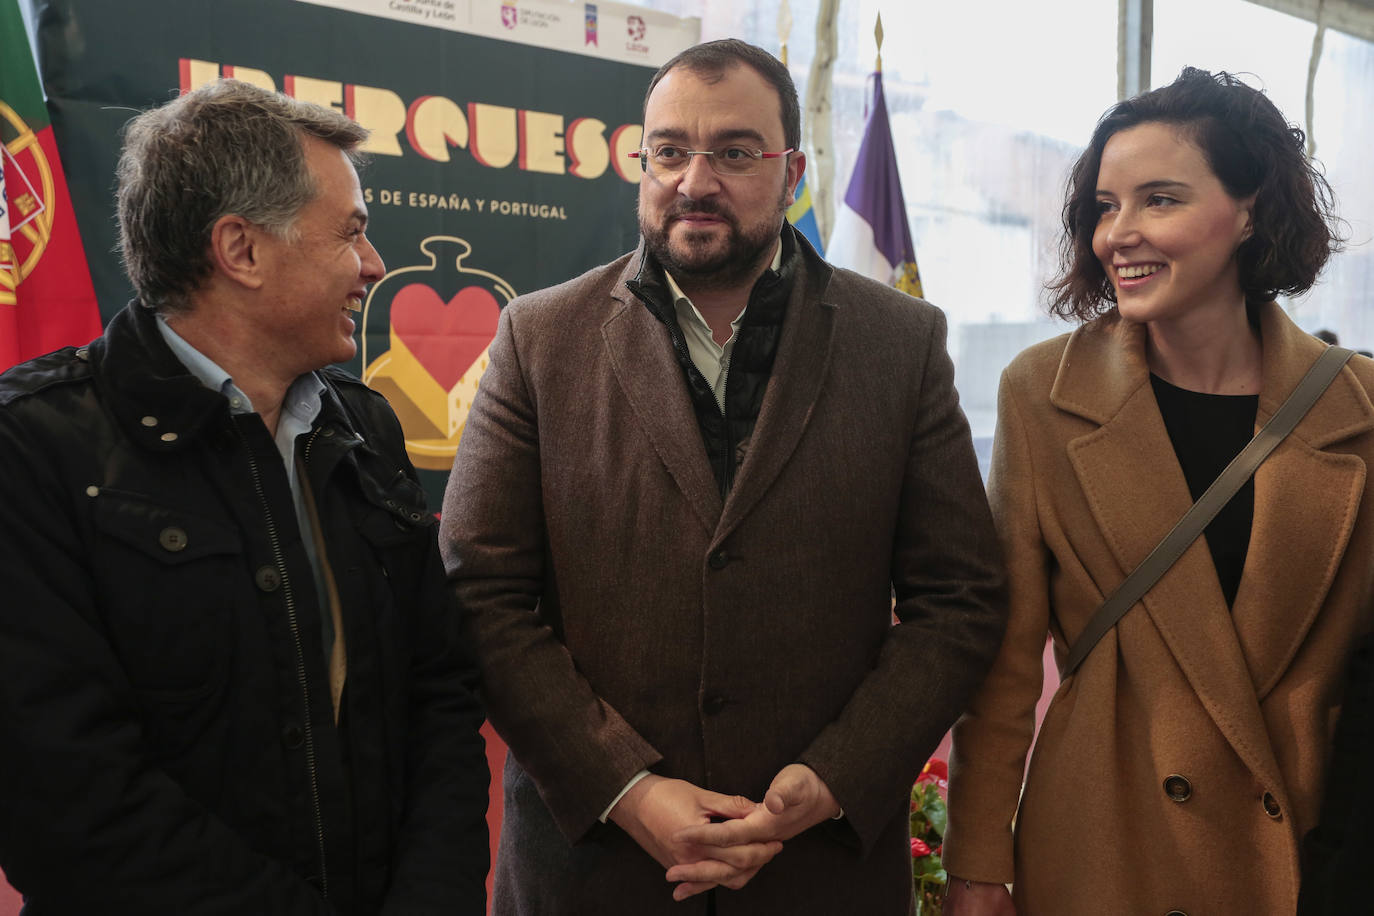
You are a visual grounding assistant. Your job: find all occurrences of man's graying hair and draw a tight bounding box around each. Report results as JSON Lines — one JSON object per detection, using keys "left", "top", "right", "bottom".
{"left": 116, "top": 79, "right": 368, "bottom": 313}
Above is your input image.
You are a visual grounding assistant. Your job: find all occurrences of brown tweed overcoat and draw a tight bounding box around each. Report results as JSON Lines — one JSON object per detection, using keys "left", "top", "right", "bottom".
{"left": 440, "top": 236, "right": 1006, "bottom": 916}
{"left": 945, "top": 303, "right": 1374, "bottom": 915}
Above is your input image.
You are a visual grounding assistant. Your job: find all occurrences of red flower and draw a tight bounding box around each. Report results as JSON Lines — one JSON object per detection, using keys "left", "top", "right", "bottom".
{"left": 911, "top": 837, "right": 932, "bottom": 857}
{"left": 917, "top": 758, "right": 949, "bottom": 784}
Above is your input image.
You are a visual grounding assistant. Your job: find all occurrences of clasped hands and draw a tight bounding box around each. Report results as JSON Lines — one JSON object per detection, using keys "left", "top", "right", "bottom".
{"left": 607, "top": 763, "right": 840, "bottom": 902}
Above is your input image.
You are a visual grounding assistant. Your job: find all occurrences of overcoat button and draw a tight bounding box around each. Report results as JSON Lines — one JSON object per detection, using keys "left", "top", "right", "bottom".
{"left": 140, "top": 415, "right": 158, "bottom": 427}
{"left": 702, "top": 694, "right": 728, "bottom": 715}
{"left": 255, "top": 565, "right": 282, "bottom": 592}
{"left": 158, "top": 526, "right": 188, "bottom": 552}
{"left": 708, "top": 550, "right": 729, "bottom": 570}
{"left": 1163, "top": 774, "right": 1192, "bottom": 802}
{"left": 281, "top": 723, "right": 304, "bottom": 749}
{"left": 321, "top": 427, "right": 335, "bottom": 438}
{"left": 1165, "top": 910, "right": 1188, "bottom": 916}
{"left": 1262, "top": 791, "right": 1282, "bottom": 818}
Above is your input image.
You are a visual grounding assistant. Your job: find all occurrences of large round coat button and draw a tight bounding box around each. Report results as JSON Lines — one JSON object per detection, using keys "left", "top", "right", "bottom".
{"left": 281, "top": 723, "right": 304, "bottom": 750}
{"left": 1163, "top": 774, "right": 1192, "bottom": 803}
{"left": 702, "top": 694, "right": 728, "bottom": 715}
{"left": 158, "top": 526, "right": 188, "bottom": 552}
{"left": 1165, "top": 910, "right": 1188, "bottom": 916}
{"left": 255, "top": 565, "right": 282, "bottom": 592}
{"left": 1262, "top": 791, "right": 1282, "bottom": 819}
{"left": 708, "top": 550, "right": 729, "bottom": 570}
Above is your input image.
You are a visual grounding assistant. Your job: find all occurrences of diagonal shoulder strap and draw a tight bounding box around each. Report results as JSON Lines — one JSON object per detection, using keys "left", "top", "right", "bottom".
{"left": 1063, "top": 345, "right": 1355, "bottom": 678}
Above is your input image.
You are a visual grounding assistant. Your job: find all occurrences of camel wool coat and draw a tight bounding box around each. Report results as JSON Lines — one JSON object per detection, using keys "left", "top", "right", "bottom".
{"left": 441, "top": 236, "right": 1006, "bottom": 915}
{"left": 944, "top": 303, "right": 1374, "bottom": 915}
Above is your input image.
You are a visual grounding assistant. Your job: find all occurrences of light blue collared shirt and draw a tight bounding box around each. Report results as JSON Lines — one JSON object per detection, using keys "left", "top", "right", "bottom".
{"left": 156, "top": 316, "right": 334, "bottom": 652}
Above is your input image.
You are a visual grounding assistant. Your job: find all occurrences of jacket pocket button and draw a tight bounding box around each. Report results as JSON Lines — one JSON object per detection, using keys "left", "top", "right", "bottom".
{"left": 281, "top": 723, "right": 304, "bottom": 750}
{"left": 158, "top": 526, "right": 188, "bottom": 552}
{"left": 708, "top": 550, "right": 729, "bottom": 570}
{"left": 255, "top": 565, "right": 282, "bottom": 592}
{"left": 1262, "top": 791, "right": 1281, "bottom": 819}
{"left": 1162, "top": 774, "right": 1192, "bottom": 803}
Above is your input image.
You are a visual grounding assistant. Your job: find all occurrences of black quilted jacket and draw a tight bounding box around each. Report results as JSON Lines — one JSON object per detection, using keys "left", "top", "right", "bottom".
{"left": 0, "top": 303, "right": 489, "bottom": 915}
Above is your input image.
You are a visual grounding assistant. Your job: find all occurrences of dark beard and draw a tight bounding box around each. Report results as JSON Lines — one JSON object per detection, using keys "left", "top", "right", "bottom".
{"left": 639, "top": 188, "right": 789, "bottom": 292}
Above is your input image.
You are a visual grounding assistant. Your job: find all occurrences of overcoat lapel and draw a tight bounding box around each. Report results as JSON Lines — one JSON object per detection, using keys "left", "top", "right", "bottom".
{"left": 1231, "top": 306, "right": 1373, "bottom": 697}
{"left": 601, "top": 253, "right": 723, "bottom": 535}
{"left": 716, "top": 256, "right": 836, "bottom": 542}
{"left": 1056, "top": 316, "right": 1283, "bottom": 794}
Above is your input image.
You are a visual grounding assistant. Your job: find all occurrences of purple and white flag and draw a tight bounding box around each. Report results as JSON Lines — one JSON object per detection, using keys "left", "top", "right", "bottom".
{"left": 827, "top": 70, "right": 923, "bottom": 298}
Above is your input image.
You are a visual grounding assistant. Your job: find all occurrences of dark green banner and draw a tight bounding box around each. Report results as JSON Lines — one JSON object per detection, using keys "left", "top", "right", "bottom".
{"left": 37, "top": 0, "right": 686, "bottom": 499}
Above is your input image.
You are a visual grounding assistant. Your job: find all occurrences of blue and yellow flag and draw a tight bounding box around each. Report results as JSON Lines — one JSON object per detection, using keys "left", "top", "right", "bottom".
{"left": 787, "top": 172, "right": 825, "bottom": 257}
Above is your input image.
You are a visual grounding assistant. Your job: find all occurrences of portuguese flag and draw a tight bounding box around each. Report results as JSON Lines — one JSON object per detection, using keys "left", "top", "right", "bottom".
{"left": 0, "top": 0, "right": 101, "bottom": 371}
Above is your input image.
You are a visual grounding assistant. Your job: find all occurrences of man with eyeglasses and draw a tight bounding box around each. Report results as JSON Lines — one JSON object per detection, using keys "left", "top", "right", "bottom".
{"left": 441, "top": 38, "right": 1006, "bottom": 915}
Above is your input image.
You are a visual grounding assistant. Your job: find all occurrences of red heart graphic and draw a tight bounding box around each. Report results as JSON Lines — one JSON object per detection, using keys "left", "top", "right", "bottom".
{"left": 390, "top": 283, "right": 500, "bottom": 391}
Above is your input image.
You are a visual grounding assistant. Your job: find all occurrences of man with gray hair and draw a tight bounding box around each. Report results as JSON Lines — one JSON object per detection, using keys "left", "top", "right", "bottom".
{"left": 0, "top": 80, "right": 489, "bottom": 913}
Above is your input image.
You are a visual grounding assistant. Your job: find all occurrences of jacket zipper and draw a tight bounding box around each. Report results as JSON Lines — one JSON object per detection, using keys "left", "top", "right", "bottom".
{"left": 241, "top": 426, "right": 328, "bottom": 898}
{"left": 302, "top": 425, "right": 324, "bottom": 468}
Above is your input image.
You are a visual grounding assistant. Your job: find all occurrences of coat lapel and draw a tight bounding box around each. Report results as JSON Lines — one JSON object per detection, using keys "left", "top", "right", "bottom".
{"left": 1231, "top": 306, "right": 1373, "bottom": 697}
{"left": 1056, "top": 315, "right": 1283, "bottom": 793}
{"left": 716, "top": 255, "right": 836, "bottom": 541}
{"left": 601, "top": 252, "right": 723, "bottom": 535}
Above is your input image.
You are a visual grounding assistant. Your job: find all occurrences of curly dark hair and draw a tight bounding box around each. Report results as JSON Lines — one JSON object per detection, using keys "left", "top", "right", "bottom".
{"left": 1047, "top": 66, "right": 1343, "bottom": 323}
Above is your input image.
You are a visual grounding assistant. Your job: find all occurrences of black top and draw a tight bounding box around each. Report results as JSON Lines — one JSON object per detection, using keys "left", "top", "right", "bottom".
{"left": 1150, "top": 373, "right": 1260, "bottom": 607}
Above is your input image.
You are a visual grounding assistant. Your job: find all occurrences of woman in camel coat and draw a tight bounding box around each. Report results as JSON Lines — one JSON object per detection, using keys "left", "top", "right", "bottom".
{"left": 942, "top": 68, "right": 1370, "bottom": 916}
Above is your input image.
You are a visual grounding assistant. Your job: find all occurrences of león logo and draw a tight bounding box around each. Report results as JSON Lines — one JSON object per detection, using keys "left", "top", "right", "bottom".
{"left": 360, "top": 236, "right": 515, "bottom": 470}
{"left": 0, "top": 100, "right": 55, "bottom": 307}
